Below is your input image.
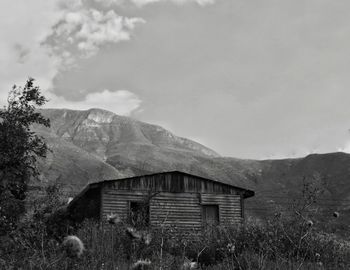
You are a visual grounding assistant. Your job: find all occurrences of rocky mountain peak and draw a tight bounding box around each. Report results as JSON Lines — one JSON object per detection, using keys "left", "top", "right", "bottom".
{"left": 86, "top": 108, "right": 115, "bottom": 123}
{"left": 39, "top": 108, "right": 220, "bottom": 160}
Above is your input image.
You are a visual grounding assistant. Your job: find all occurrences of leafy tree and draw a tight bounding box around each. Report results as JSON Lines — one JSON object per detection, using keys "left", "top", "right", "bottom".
{"left": 0, "top": 78, "right": 50, "bottom": 233}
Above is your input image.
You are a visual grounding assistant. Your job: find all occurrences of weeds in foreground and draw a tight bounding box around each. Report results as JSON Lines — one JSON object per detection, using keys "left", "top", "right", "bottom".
{"left": 0, "top": 182, "right": 350, "bottom": 269}
{"left": 1, "top": 214, "right": 349, "bottom": 270}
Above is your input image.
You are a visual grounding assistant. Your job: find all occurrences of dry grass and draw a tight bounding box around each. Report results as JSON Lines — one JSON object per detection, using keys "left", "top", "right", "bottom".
{"left": 1, "top": 216, "right": 350, "bottom": 270}
{"left": 1, "top": 183, "right": 350, "bottom": 269}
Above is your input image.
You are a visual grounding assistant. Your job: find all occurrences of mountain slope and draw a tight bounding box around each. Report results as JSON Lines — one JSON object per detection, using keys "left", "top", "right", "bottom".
{"left": 34, "top": 125, "right": 124, "bottom": 192}
{"left": 32, "top": 108, "right": 350, "bottom": 233}
{"left": 39, "top": 108, "right": 219, "bottom": 159}
{"left": 33, "top": 108, "right": 223, "bottom": 190}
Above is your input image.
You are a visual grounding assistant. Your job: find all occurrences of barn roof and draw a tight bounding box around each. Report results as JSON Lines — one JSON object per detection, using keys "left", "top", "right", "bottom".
{"left": 68, "top": 170, "right": 255, "bottom": 208}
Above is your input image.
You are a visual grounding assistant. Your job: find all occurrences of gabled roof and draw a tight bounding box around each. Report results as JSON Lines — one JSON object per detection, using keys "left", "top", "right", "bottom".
{"left": 68, "top": 170, "right": 255, "bottom": 208}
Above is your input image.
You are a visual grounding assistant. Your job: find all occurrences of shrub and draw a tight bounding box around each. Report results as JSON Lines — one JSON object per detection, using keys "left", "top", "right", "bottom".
{"left": 1, "top": 212, "right": 350, "bottom": 269}
{"left": 1, "top": 179, "right": 350, "bottom": 269}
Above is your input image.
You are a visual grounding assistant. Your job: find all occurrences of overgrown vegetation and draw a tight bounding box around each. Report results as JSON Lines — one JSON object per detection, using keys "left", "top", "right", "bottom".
{"left": 0, "top": 181, "right": 349, "bottom": 270}
{"left": 1, "top": 79, "right": 349, "bottom": 269}
{"left": 0, "top": 78, "right": 50, "bottom": 235}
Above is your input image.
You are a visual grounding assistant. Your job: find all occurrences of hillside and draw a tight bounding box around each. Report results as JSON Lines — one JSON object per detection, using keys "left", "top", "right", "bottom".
{"left": 217, "top": 154, "right": 350, "bottom": 228}
{"left": 32, "top": 108, "right": 350, "bottom": 232}
{"left": 33, "top": 108, "right": 223, "bottom": 189}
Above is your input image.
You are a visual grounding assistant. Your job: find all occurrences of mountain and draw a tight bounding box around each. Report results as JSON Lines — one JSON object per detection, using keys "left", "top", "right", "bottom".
{"left": 33, "top": 108, "right": 221, "bottom": 190}
{"left": 32, "top": 108, "right": 350, "bottom": 234}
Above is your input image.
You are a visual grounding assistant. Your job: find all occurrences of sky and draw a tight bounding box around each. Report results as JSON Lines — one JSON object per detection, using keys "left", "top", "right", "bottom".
{"left": 1, "top": 0, "right": 350, "bottom": 159}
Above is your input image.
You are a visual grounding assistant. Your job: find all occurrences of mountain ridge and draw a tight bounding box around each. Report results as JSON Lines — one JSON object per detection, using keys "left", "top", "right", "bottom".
{"left": 31, "top": 108, "right": 350, "bottom": 234}
{"left": 38, "top": 108, "right": 220, "bottom": 159}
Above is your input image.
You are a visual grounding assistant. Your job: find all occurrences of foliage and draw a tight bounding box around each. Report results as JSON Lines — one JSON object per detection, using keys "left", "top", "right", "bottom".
{"left": 0, "top": 78, "right": 50, "bottom": 234}
{"left": 0, "top": 184, "right": 71, "bottom": 269}
{"left": 1, "top": 167, "right": 349, "bottom": 269}
{"left": 1, "top": 190, "right": 350, "bottom": 270}
{"left": 1, "top": 212, "right": 350, "bottom": 270}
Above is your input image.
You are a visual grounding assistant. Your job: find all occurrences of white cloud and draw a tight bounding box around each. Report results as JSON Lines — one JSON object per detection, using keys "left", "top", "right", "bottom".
{"left": 337, "top": 140, "right": 350, "bottom": 154}
{"left": 94, "top": 0, "right": 125, "bottom": 6}
{"left": 48, "top": 8, "right": 145, "bottom": 59}
{"left": 47, "top": 89, "right": 142, "bottom": 116}
{"left": 0, "top": 0, "right": 213, "bottom": 110}
{"left": 0, "top": 0, "right": 62, "bottom": 106}
{"left": 58, "top": 0, "right": 83, "bottom": 10}
{"left": 0, "top": 0, "right": 145, "bottom": 108}
{"left": 166, "top": 0, "right": 215, "bottom": 6}
{"left": 94, "top": 0, "right": 215, "bottom": 7}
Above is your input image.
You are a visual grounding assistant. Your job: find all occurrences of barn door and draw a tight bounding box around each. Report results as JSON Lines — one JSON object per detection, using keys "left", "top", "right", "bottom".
{"left": 202, "top": 205, "right": 219, "bottom": 226}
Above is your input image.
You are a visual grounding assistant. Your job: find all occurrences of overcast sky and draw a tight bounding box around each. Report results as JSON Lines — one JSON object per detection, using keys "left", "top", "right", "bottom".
{"left": 1, "top": 0, "right": 350, "bottom": 159}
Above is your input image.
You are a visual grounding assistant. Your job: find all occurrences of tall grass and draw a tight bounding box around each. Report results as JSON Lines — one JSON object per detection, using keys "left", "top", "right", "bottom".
{"left": 1, "top": 214, "right": 349, "bottom": 269}
{"left": 1, "top": 183, "right": 350, "bottom": 269}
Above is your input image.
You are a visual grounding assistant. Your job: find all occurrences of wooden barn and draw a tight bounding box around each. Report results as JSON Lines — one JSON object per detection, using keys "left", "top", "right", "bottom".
{"left": 68, "top": 171, "right": 254, "bottom": 231}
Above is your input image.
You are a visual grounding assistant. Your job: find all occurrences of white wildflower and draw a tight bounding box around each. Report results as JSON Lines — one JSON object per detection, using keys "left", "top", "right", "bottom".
{"left": 306, "top": 220, "right": 314, "bottom": 227}
{"left": 227, "top": 243, "right": 235, "bottom": 254}
{"left": 107, "top": 213, "right": 121, "bottom": 225}
{"left": 183, "top": 257, "right": 198, "bottom": 269}
{"left": 126, "top": 227, "right": 142, "bottom": 240}
{"left": 142, "top": 231, "right": 152, "bottom": 245}
{"left": 131, "top": 259, "right": 151, "bottom": 270}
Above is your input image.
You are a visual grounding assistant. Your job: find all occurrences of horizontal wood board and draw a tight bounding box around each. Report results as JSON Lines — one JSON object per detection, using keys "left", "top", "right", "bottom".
{"left": 103, "top": 172, "right": 242, "bottom": 194}
{"left": 101, "top": 188, "right": 243, "bottom": 228}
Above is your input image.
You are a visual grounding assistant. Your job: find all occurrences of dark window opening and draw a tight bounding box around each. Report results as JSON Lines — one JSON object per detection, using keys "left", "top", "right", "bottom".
{"left": 202, "top": 205, "right": 219, "bottom": 226}
{"left": 240, "top": 196, "right": 244, "bottom": 219}
{"left": 129, "top": 201, "right": 150, "bottom": 227}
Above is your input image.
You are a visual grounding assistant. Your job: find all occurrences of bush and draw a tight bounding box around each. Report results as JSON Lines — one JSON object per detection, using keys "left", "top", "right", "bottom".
{"left": 1, "top": 180, "right": 350, "bottom": 269}
{"left": 1, "top": 212, "right": 350, "bottom": 269}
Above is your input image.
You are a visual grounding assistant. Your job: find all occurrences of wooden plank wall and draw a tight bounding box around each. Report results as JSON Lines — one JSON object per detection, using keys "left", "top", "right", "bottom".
{"left": 150, "top": 192, "right": 202, "bottom": 232}
{"left": 101, "top": 189, "right": 147, "bottom": 221}
{"left": 102, "top": 189, "right": 202, "bottom": 232}
{"left": 106, "top": 172, "right": 240, "bottom": 195}
{"left": 101, "top": 188, "right": 243, "bottom": 229}
{"left": 201, "top": 193, "right": 242, "bottom": 225}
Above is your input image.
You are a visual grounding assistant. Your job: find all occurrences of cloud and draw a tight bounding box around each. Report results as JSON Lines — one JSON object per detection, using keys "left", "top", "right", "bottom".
{"left": 94, "top": 0, "right": 215, "bottom": 7}
{"left": 0, "top": 0, "right": 62, "bottom": 106}
{"left": 166, "top": 0, "right": 215, "bottom": 6}
{"left": 94, "top": 0, "right": 125, "bottom": 6}
{"left": 47, "top": 8, "right": 145, "bottom": 59}
{"left": 337, "top": 140, "right": 350, "bottom": 154}
{"left": 47, "top": 89, "right": 142, "bottom": 116}
{"left": 0, "top": 0, "right": 145, "bottom": 108}
{"left": 0, "top": 0, "right": 214, "bottom": 110}
{"left": 58, "top": 0, "right": 83, "bottom": 10}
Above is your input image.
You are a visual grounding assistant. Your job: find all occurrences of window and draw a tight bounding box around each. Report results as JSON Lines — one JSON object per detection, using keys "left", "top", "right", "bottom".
{"left": 202, "top": 205, "right": 219, "bottom": 226}
{"left": 129, "top": 201, "right": 149, "bottom": 227}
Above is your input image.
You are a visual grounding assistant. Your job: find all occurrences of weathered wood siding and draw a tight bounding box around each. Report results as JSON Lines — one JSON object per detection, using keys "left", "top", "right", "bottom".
{"left": 101, "top": 189, "right": 203, "bottom": 230}
{"left": 68, "top": 171, "right": 254, "bottom": 234}
{"left": 66, "top": 171, "right": 255, "bottom": 232}
{"left": 150, "top": 192, "right": 202, "bottom": 232}
{"left": 101, "top": 188, "right": 243, "bottom": 228}
{"left": 200, "top": 193, "right": 243, "bottom": 225}
{"left": 103, "top": 172, "right": 242, "bottom": 195}
{"left": 101, "top": 189, "right": 147, "bottom": 220}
